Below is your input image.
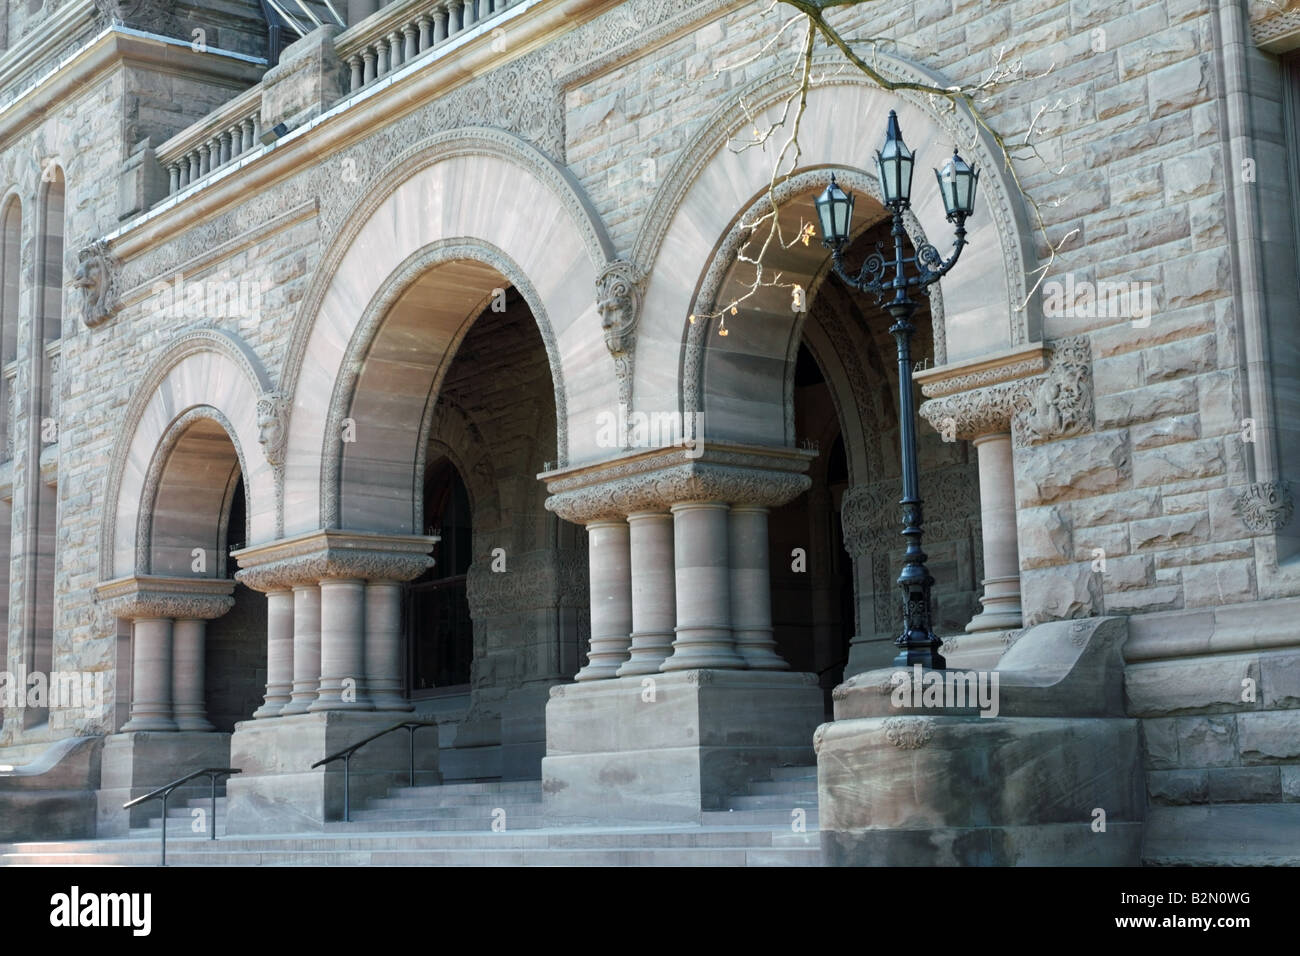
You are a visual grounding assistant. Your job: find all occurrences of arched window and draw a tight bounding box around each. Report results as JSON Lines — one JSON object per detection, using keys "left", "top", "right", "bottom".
{"left": 406, "top": 457, "right": 473, "bottom": 694}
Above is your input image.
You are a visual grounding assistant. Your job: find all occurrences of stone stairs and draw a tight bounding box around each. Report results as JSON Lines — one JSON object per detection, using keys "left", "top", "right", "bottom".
{"left": 0, "top": 766, "right": 824, "bottom": 866}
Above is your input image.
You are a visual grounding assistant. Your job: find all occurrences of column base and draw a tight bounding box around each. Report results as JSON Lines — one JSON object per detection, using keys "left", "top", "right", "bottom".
{"left": 542, "top": 669, "right": 823, "bottom": 825}
{"left": 223, "top": 712, "right": 439, "bottom": 834}
{"left": 96, "top": 731, "right": 231, "bottom": 836}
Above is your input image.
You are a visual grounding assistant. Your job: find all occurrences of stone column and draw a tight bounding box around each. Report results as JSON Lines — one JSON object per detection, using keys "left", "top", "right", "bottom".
{"left": 96, "top": 576, "right": 236, "bottom": 733}
{"left": 283, "top": 583, "right": 321, "bottom": 715}
{"left": 234, "top": 531, "right": 437, "bottom": 715}
{"left": 365, "top": 580, "right": 411, "bottom": 710}
{"left": 616, "top": 511, "right": 675, "bottom": 677}
{"left": 729, "top": 505, "right": 787, "bottom": 669}
{"left": 575, "top": 519, "right": 632, "bottom": 680}
{"left": 123, "top": 618, "right": 175, "bottom": 732}
{"left": 171, "top": 619, "right": 214, "bottom": 731}
{"left": 348, "top": 54, "right": 363, "bottom": 92}
{"left": 313, "top": 577, "right": 370, "bottom": 711}
{"left": 252, "top": 589, "right": 294, "bottom": 718}
{"left": 968, "top": 433, "right": 1023, "bottom": 631}
{"left": 662, "top": 502, "right": 745, "bottom": 671}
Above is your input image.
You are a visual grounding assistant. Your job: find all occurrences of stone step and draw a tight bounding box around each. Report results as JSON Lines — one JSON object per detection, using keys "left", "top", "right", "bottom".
{"left": 366, "top": 791, "right": 542, "bottom": 810}
{"left": 2, "top": 845, "right": 820, "bottom": 866}
{"left": 746, "top": 779, "right": 819, "bottom": 795}
{"left": 725, "top": 794, "right": 819, "bottom": 811}
{"left": 701, "top": 809, "right": 819, "bottom": 827}
{"left": 767, "top": 766, "right": 819, "bottom": 782}
{"left": 336, "top": 812, "right": 549, "bottom": 830}
{"left": 1, "top": 824, "right": 821, "bottom": 866}
{"left": 385, "top": 780, "right": 537, "bottom": 797}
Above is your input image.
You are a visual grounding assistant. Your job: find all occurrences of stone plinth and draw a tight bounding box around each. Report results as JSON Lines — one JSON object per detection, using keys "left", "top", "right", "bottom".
{"left": 223, "top": 712, "right": 439, "bottom": 834}
{"left": 816, "top": 714, "right": 1144, "bottom": 866}
{"left": 96, "top": 731, "right": 232, "bottom": 836}
{"left": 541, "top": 669, "right": 822, "bottom": 824}
{"left": 818, "top": 615, "right": 1144, "bottom": 865}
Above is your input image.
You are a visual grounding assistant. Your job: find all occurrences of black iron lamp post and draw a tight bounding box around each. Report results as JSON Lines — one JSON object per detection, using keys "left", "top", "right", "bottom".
{"left": 814, "top": 110, "right": 979, "bottom": 670}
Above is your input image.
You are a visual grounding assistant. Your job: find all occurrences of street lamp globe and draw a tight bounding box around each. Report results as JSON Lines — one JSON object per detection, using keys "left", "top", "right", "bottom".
{"left": 814, "top": 174, "right": 854, "bottom": 247}
{"left": 936, "top": 149, "right": 980, "bottom": 222}
{"left": 875, "top": 110, "right": 914, "bottom": 207}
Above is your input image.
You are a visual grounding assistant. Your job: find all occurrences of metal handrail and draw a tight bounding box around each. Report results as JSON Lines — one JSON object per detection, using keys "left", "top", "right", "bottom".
{"left": 310, "top": 719, "right": 437, "bottom": 822}
{"left": 123, "top": 767, "right": 241, "bottom": 866}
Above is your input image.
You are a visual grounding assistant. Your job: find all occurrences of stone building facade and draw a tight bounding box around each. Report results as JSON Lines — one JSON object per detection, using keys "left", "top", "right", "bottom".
{"left": 0, "top": 0, "right": 1296, "bottom": 864}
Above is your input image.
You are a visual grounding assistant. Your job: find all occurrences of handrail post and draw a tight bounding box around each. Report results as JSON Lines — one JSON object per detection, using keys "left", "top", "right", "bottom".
{"left": 160, "top": 791, "right": 168, "bottom": 867}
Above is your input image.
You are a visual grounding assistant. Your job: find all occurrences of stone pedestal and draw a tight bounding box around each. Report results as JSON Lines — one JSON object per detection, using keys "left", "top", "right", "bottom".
{"left": 816, "top": 715, "right": 1144, "bottom": 866}
{"left": 95, "top": 731, "right": 232, "bottom": 836}
{"left": 817, "top": 616, "right": 1144, "bottom": 865}
{"left": 223, "top": 712, "right": 440, "bottom": 834}
{"left": 542, "top": 669, "right": 823, "bottom": 824}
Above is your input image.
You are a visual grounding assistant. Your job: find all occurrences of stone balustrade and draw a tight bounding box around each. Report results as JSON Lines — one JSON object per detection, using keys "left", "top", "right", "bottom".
{"left": 232, "top": 529, "right": 437, "bottom": 716}
{"left": 156, "top": 87, "right": 263, "bottom": 198}
{"left": 337, "top": 0, "right": 513, "bottom": 94}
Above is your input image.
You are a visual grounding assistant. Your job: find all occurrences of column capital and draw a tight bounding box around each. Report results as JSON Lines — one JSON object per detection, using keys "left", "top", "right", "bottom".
{"left": 95, "top": 574, "right": 235, "bottom": 621}
{"left": 541, "top": 441, "right": 814, "bottom": 523}
{"left": 231, "top": 529, "right": 437, "bottom": 591}
{"left": 917, "top": 337, "right": 1095, "bottom": 445}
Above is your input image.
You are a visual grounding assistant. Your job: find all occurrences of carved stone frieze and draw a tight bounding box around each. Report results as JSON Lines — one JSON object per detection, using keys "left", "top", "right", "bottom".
{"left": 1234, "top": 480, "right": 1295, "bottom": 532}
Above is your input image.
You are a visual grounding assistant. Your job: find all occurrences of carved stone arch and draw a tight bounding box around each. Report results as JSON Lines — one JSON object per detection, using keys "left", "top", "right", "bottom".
{"left": 99, "top": 328, "right": 274, "bottom": 580}
{"left": 630, "top": 52, "right": 1041, "bottom": 432}
{"left": 418, "top": 392, "right": 503, "bottom": 533}
{"left": 281, "top": 128, "right": 620, "bottom": 535}
{"left": 135, "top": 405, "right": 249, "bottom": 578}
{"left": 321, "top": 238, "right": 553, "bottom": 532}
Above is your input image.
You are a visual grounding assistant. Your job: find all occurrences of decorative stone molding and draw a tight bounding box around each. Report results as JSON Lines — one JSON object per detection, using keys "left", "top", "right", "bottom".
{"left": 1251, "top": 0, "right": 1300, "bottom": 52}
{"left": 257, "top": 391, "right": 290, "bottom": 471}
{"left": 1014, "top": 336, "right": 1093, "bottom": 446}
{"left": 465, "top": 548, "right": 588, "bottom": 618}
{"left": 95, "top": 575, "right": 235, "bottom": 621}
{"left": 91, "top": 0, "right": 180, "bottom": 33}
{"left": 231, "top": 529, "right": 437, "bottom": 591}
{"left": 883, "top": 716, "right": 935, "bottom": 749}
{"left": 542, "top": 442, "right": 814, "bottom": 523}
{"left": 73, "top": 239, "right": 120, "bottom": 329}
{"left": 917, "top": 338, "right": 1093, "bottom": 447}
{"left": 917, "top": 343, "right": 1050, "bottom": 440}
{"left": 596, "top": 259, "right": 645, "bottom": 412}
{"left": 1234, "top": 480, "right": 1295, "bottom": 532}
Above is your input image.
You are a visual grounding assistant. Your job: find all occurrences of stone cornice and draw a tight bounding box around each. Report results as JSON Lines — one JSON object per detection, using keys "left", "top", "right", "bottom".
{"left": 541, "top": 442, "right": 814, "bottom": 522}
{"left": 102, "top": 0, "right": 616, "bottom": 261}
{"left": 0, "top": 25, "right": 264, "bottom": 153}
{"left": 915, "top": 343, "right": 1050, "bottom": 398}
{"left": 231, "top": 529, "right": 438, "bottom": 590}
{"left": 95, "top": 574, "right": 236, "bottom": 621}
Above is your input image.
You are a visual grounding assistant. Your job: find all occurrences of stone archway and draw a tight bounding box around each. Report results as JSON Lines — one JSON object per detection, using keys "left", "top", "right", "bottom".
{"left": 279, "top": 128, "right": 619, "bottom": 539}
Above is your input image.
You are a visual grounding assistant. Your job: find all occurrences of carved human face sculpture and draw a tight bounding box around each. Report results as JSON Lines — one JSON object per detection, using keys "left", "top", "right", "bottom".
{"left": 257, "top": 401, "right": 283, "bottom": 455}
